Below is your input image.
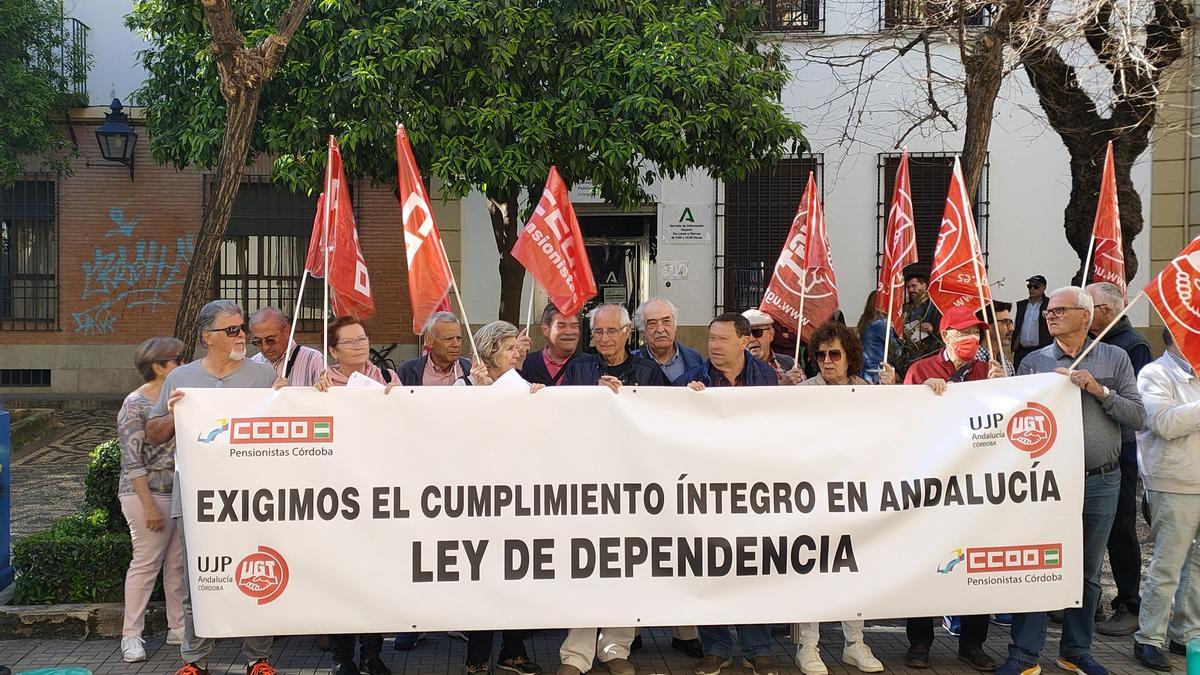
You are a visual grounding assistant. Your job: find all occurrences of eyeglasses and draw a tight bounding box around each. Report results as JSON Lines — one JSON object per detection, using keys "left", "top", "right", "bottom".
{"left": 336, "top": 336, "right": 370, "bottom": 348}
{"left": 1042, "top": 306, "right": 1085, "bottom": 318}
{"left": 156, "top": 355, "right": 185, "bottom": 366}
{"left": 592, "top": 327, "right": 628, "bottom": 338}
{"left": 205, "top": 324, "right": 246, "bottom": 337}
{"left": 1093, "top": 303, "right": 1110, "bottom": 311}
{"left": 816, "top": 349, "right": 843, "bottom": 362}
{"left": 750, "top": 327, "right": 772, "bottom": 338}
{"left": 249, "top": 336, "right": 279, "bottom": 348}
{"left": 1027, "top": 284, "right": 1044, "bottom": 290}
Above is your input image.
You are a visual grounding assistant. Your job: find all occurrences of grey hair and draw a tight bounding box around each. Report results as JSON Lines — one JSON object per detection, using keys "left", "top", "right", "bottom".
{"left": 1050, "top": 285, "right": 1094, "bottom": 324}
{"left": 588, "top": 303, "right": 631, "bottom": 327}
{"left": 249, "top": 306, "right": 289, "bottom": 328}
{"left": 474, "top": 320, "right": 519, "bottom": 368}
{"left": 197, "top": 299, "right": 243, "bottom": 341}
{"left": 1085, "top": 282, "right": 1125, "bottom": 313}
{"left": 134, "top": 336, "right": 184, "bottom": 382}
{"left": 421, "top": 311, "right": 460, "bottom": 335}
{"left": 633, "top": 297, "right": 678, "bottom": 332}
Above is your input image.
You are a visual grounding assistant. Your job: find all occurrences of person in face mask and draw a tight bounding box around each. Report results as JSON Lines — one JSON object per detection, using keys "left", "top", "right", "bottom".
{"left": 902, "top": 305, "right": 1005, "bottom": 395}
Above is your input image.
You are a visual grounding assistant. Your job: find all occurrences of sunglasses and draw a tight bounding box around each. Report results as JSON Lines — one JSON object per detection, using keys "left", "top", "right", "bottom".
{"left": 816, "top": 349, "right": 843, "bottom": 362}
{"left": 1027, "top": 283, "right": 1043, "bottom": 289}
{"left": 249, "top": 335, "right": 279, "bottom": 348}
{"left": 750, "top": 327, "right": 771, "bottom": 338}
{"left": 156, "top": 355, "right": 185, "bottom": 366}
{"left": 205, "top": 323, "right": 247, "bottom": 337}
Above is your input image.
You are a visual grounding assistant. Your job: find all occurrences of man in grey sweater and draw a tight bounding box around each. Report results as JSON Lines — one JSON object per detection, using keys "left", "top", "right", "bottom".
{"left": 996, "top": 286, "right": 1145, "bottom": 675}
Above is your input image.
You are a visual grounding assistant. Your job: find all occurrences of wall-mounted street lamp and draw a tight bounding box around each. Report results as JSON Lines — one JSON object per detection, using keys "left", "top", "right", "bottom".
{"left": 95, "top": 98, "right": 137, "bottom": 180}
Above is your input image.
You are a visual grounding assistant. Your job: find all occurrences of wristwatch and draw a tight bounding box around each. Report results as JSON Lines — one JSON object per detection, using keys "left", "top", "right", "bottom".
{"left": 1099, "top": 385, "right": 1110, "bottom": 399}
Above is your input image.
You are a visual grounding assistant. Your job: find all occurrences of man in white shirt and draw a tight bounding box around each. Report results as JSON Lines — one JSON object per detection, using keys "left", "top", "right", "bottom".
{"left": 1011, "top": 275, "right": 1051, "bottom": 369}
{"left": 1132, "top": 328, "right": 1200, "bottom": 671}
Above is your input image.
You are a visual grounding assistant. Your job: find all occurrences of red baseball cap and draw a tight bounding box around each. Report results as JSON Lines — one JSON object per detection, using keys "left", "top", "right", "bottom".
{"left": 940, "top": 305, "right": 989, "bottom": 332}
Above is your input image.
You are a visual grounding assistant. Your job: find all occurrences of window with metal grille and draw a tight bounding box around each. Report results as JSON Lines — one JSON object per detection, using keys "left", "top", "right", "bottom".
{"left": 717, "top": 155, "right": 823, "bottom": 314}
{"left": 876, "top": 153, "right": 989, "bottom": 279}
{"left": 758, "top": 0, "right": 824, "bottom": 32}
{"left": 0, "top": 178, "right": 57, "bottom": 330}
{"left": 881, "top": 0, "right": 990, "bottom": 29}
{"left": 0, "top": 369, "right": 51, "bottom": 387}
{"left": 210, "top": 176, "right": 323, "bottom": 332}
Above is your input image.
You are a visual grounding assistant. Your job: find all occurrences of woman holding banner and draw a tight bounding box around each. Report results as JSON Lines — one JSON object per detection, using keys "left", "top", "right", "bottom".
{"left": 794, "top": 322, "right": 888, "bottom": 674}
{"left": 118, "top": 337, "right": 188, "bottom": 663}
{"left": 315, "top": 316, "right": 395, "bottom": 675}
{"left": 462, "top": 319, "right": 544, "bottom": 674}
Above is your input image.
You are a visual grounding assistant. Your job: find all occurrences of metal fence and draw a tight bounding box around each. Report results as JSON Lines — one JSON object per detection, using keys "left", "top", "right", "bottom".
{"left": 0, "top": 178, "right": 58, "bottom": 331}
{"left": 758, "top": 0, "right": 824, "bottom": 32}
{"left": 881, "top": 0, "right": 991, "bottom": 29}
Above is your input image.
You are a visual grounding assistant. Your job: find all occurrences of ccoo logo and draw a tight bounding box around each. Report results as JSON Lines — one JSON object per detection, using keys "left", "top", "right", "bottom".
{"left": 1007, "top": 402, "right": 1057, "bottom": 459}
{"left": 235, "top": 546, "right": 289, "bottom": 605}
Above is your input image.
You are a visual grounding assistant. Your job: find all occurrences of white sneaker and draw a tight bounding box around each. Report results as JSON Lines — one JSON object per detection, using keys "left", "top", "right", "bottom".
{"left": 794, "top": 644, "right": 827, "bottom": 675}
{"left": 121, "top": 635, "right": 146, "bottom": 663}
{"left": 842, "top": 641, "right": 884, "bottom": 673}
{"left": 166, "top": 626, "right": 185, "bottom": 645}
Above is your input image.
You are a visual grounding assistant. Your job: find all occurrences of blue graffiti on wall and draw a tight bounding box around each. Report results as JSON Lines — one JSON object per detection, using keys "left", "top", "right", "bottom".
{"left": 73, "top": 208, "right": 195, "bottom": 335}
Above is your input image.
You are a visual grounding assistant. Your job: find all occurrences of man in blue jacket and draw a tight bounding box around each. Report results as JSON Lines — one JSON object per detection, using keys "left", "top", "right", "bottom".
{"left": 560, "top": 304, "right": 670, "bottom": 390}
{"left": 675, "top": 313, "right": 778, "bottom": 389}
{"left": 397, "top": 312, "right": 473, "bottom": 387}
{"left": 631, "top": 297, "right": 703, "bottom": 383}
{"left": 675, "top": 313, "right": 778, "bottom": 675}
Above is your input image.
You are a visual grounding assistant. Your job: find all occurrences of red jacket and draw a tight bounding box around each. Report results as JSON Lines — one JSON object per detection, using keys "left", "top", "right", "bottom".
{"left": 904, "top": 351, "right": 990, "bottom": 384}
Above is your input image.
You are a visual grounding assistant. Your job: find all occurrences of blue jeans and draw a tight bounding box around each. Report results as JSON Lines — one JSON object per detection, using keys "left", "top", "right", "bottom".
{"left": 1008, "top": 469, "right": 1120, "bottom": 664}
{"left": 1135, "top": 491, "right": 1200, "bottom": 647}
{"left": 698, "top": 625, "right": 771, "bottom": 659}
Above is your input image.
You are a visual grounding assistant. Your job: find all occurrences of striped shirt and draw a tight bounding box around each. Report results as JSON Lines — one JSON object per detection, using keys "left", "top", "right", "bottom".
{"left": 251, "top": 342, "right": 325, "bottom": 387}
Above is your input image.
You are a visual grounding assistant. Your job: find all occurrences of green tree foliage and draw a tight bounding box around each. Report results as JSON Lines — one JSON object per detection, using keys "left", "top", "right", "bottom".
{"left": 129, "top": 0, "right": 806, "bottom": 321}
{"left": 0, "top": 0, "right": 84, "bottom": 186}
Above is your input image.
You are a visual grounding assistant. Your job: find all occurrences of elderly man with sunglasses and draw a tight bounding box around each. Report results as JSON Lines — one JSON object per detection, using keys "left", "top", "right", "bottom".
{"left": 995, "top": 286, "right": 1145, "bottom": 675}
{"left": 248, "top": 307, "right": 324, "bottom": 387}
{"left": 144, "top": 299, "right": 282, "bottom": 675}
{"left": 741, "top": 309, "right": 805, "bottom": 384}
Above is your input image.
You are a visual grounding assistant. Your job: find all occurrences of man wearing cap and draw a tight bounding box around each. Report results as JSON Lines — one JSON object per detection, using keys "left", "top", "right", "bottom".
{"left": 1012, "top": 275, "right": 1052, "bottom": 370}
{"left": 742, "top": 309, "right": 805, "bottom": 385}
{"left": 901, "top": 305, "right": 1002, "bottom": 672}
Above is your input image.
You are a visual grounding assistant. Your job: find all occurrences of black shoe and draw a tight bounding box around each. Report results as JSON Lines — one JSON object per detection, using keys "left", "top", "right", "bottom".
{"left": 1134, "top": 643, "right": 1173, "bottom": 671}
{"left": 672, "top": 638, "right": 704, "bottom": 659}
{"left": 331, "top": 661, "right": 360, "bottom": 675}
{"left": 629, "top": 635, "right": 643, "bottom": 652}
{"left": 360, "top": 655, "right": 392, "bottom": 675}
{"left": 393, "top": 632, "right": 424, "bottom": 651}
{"left": 1169, "top": 640, "right": 1186, "bottom": 655}
{"left": 1097, "top": 605, "right": 1139, "bottom": 637}
{"left": 497, "top": 656, "right": 541, "bottom": 674}
{"left": 905, "top": 643, "right": 931, "bottom": 668}
{"left": 1048, "top": 609, "right": 1064, "bottom": 623}
{"left": 958, "top": 646, "right": 997, "bottom": 672}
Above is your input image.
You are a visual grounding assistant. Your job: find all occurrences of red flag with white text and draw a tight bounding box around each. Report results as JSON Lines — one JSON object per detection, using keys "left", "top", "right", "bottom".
{"left": 511, "top": 166, "right": 596, "bottom": 316}
{"left": 759, "top": 172, "right": 838, "bottom": 343}
{"left": 396, "top": 125, "right": 454, "bottom": 333}
{"left": 928, "top": 157, "right": 991, "bottom": 314}
{"left": 1146, "top": 236, "right": 1200, "bottom": 372}
{"left": 876, "top": 151, "right": 918, "bottom": 336}
{"left": 321, "top": 137, "right": 375, "bottom": 318}
{"left": 1088, "top": 141, "right": 1126, "bottom": 296}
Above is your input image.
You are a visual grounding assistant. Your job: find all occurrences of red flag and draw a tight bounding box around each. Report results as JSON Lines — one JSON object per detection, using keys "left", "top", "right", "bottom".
{"left": 396, "top": 125, "right": 454, "bottom": 333}
{"left": 928, "top": 157, "right": 991, "bottom": 314}
{"left": 304, "top": 193, "right": 326, "bottom": 277}
{"left": 1147, "top": 236, "right": 1200, "bottom": 371}
{"left": 511, "top": 166, "right": 596, "bottom": 316}
{"left": 1088, "top": 141, "right": 1125, "bottom": 296}
{"left": 321, "top": 137, "right": 375, "bottom": 318}
{"left": 759, "top": 172, "right": 838, "bottom": 343}
{"left": 876, "top": 151, "right": 919, "bottom": 335}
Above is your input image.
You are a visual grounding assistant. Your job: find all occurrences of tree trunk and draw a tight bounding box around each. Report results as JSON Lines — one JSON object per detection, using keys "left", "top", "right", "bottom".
{"left": 173, "top": 91, "right": 263, "bottom": 358}
{"left": 959, "top": 34, "right": 1001, "bottom": 201}
{"left": 487, "top": 189, "right": 525, "bottom": 324}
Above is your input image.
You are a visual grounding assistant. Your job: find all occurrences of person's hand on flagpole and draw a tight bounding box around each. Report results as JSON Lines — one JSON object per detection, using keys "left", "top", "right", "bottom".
{"left": 315, "top": 370, "right": 332, "bottom": 393}
{"left": 686, "top": 381, "right": 705, "bottom": 391}
{"left": 782, "top": 366, "right": 806, "bottom": 385}
{"left": 987, "top": 360, "right": 1006, "bottom": 380}
{"left": 598, "top": 375, "right": 622, "bottom": 393}
{"left": 924, "top": 378, "right": 948, "bottom": 396}
{"left": 879, "top": 363, "right": 896, "bottom": 385}
{"left": 516, "top": 328, "right": 532, "bottom": 364}
{"left": 1056, "top": 367, "right": 1104, "bottom": 398}
{"left": 469, "top": 355, "right": 493, "bottom": 386}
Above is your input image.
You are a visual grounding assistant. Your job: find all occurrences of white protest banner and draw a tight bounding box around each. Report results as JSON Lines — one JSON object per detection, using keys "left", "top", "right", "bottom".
{"left": 174, "top": 373, "right": 1082, "bottom": 637}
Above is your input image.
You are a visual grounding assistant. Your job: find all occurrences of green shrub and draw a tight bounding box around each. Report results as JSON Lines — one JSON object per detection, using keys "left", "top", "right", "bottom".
{"left": 12, "top": 510, "right": 131, "bottom": 604}
{"left": 84, "top": 439, "right": 124, "bottom": 533}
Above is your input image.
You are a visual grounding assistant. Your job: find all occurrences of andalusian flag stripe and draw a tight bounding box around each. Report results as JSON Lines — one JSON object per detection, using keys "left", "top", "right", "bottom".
{"left": 313, "top": 422, "right": 331, "bottom": 438}
{"left": 1045, "top": 549, "right": 1060, "bottom": 566}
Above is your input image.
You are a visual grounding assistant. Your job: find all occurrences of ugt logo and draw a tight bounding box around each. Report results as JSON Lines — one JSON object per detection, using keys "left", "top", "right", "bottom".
{"left": 236, "top": 546, "right": 289, "bottom": 605}
{"left": 1007, "top": 402, "right": 1057, "bottom": 459}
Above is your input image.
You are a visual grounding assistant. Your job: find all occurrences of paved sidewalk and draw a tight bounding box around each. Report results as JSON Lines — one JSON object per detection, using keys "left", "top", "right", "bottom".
{"left": 0, "top": 623, "right": 1180, "bottom": 674}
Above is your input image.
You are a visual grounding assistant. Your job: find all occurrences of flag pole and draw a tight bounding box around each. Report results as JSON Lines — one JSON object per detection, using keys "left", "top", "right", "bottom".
{"left": 1081, "top": 234, "right": 1096, "bottom": 287}
{"left": 1068, "top": 291, "right": 1145, "bottom": 370}
{"left": 524, "top": 275, "right": 536, "bottom": 335}
{"left": 438, "top": 239, "right": 480, "bottom": 357}
{"left": 958, "top": 156, "right": 1008, "bottom": 374}
{"left": 321, "top": 138, "right": 334, "bottom": 371}
{"left": 283, "top": 270, "right": 309, "bottom": 377}
{"left": 882, "top": 273, "right": 895, "bottom": 367}
{"left": 794, "top": 268, "right": 808, "bottom": 364}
